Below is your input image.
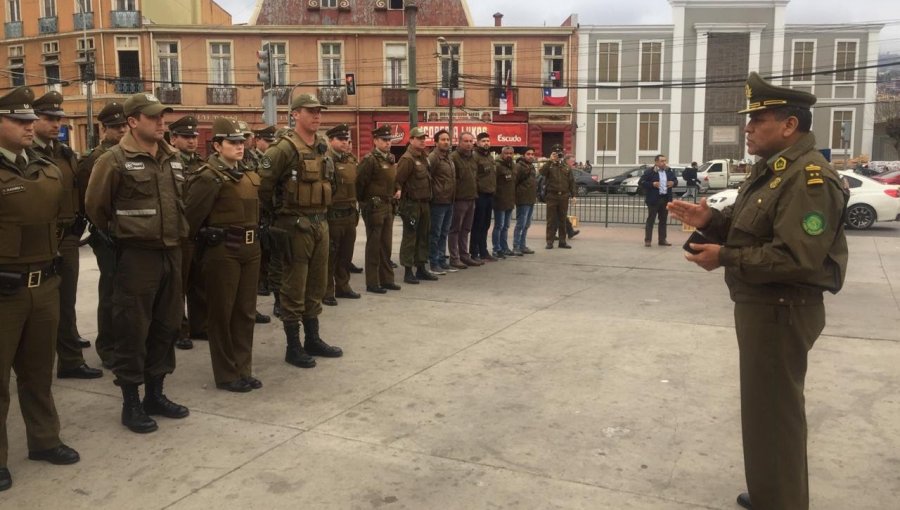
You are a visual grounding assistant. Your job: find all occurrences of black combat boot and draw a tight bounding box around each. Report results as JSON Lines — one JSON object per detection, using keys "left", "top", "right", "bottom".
{"left": 143, "top": 375, "right": 190, "bottom": 419}
{"left": 273, "top": 290, "right": 283, "bottom": 319}
{"left": 302, "top": 317, "right": 343, "bottom": 357}
{"left": 403, "top": 266, "right": 419, "bottom": 284}
{"left": 284, "top": 321, "right": 316, "bottom": 368}
{"left": 416, "top": 264, "right": 439, "bottom": 281}
{"left": 121, "top": 384, "right": 157, "bottom": 433}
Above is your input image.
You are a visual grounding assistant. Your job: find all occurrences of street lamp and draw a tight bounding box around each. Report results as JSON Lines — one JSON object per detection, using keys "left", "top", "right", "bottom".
{"left": 437, "top": 37, "right": 458, "bottom": 141}
{"left": 78, "top": 0, "right": 94, "bottom": 149}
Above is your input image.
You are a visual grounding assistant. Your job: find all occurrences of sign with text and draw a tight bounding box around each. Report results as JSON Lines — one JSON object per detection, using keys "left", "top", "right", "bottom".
{"left": 376, "top": 122, "right": 528, "bottom": 147}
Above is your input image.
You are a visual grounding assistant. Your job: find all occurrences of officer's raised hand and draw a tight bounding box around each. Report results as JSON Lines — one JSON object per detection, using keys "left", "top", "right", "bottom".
{"left": 668, "top": 198, "right": 712, "bottom": 229}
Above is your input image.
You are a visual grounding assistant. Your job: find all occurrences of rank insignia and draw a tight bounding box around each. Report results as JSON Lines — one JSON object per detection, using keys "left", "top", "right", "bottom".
{"left": 745, "top": 84, "right": 752, "bottom": 99}
{"left": 769, "top": 177, "right": 782, "bottom": 189}
{"left": 805, "top": 164, "right": 824, "bottom": 185}
{"left": 802, "top": 212, "right": 826, "bottom": 236}
{"left": 260, "top": 157, "right": 272, "bottom": 169}
{"left": 773, "top": 157, "right": 787, "bottom": 172}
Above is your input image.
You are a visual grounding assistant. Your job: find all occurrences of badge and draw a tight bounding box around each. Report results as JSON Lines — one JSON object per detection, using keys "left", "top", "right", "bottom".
{"left": 745, "top": 84, "right": 752, "bottom": 99}
{"left": 773, "top": 157, "right": 787, "bottom": 172}
{"left": 124, "top": 161, "right": 145, "bottom": 171}
{"left": 1, "top": 185, "right": 25, "bottom": 196}
{"left": 170, "top": 162, "right": 183, "bottom": 170}
{"left": 261, "top": 157, "right": 272, "bottom": 169}
{"left": 802, "top": 212, "right": 826, "bottom": 236}
{"left": 769, "top": 177, "right": 782, "bottom": 189}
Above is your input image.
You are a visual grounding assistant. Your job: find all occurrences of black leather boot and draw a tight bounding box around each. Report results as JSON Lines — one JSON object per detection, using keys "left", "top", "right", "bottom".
{"left": 403, "top": 266, "right": 419, "bottom": 284}
{"left": 303, "top": 317, "right": 343, "bottom": 357}
{"left": 121, "top": 384, "right": 157, "bottom": 433}
{"left": 273, "top": 291, "right": 283, "bottom": 319}
{"left": 143, "top": 375, "right": 189, "bottom": 419}
{"left": 284, "top": 321, "right": 316, "bottom": 368}
{"left": 415, "top": 264, "right": 439, "bottom": 281}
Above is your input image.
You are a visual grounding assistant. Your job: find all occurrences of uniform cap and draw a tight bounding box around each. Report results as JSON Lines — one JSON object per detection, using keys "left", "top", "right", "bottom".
{"left": 409, "top": 127, "right": 427, "bottom": 138}
{"left": 97, "top": 101, "right": 126, "bottom": 126}
{"left": 123, "top": 92, "right": 174, "bottom": 117}
{"left": 33, "top": 91, "right": 66, "bottom": 117}
{"left": 291, "top": 93, "right": 327, "bottom": 111}
{"left": 168, "top": 115, "right": 199, "bottom": 136}
{"left": 739, "top": 71, "right": 817, "bottom": 114}
{"left": 372, "top": 125, "right": 393, "bottom": 140}
{"left": 551, "top": 143, "right": 564, "bottom": 152}
{"left": 0, "top": 86, "right": 39, "bottom": 121}
{"left": 237, "top": 120, "right": 253, "bottom": 137}
{"left": 211, "top": 117, "right": 247, "bottom": 142}
{"left": 255, "top": 125, "right": 277, "bottom": 141}
{"left": 325, "top": 124, "right": 351, "bottom": 139}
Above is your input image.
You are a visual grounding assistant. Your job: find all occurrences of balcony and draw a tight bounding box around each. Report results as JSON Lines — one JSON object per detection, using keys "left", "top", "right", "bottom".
{"left": 4, "top": 21, "right": 23, "bottom": 39}
{"left": 265, "top": 87, "right": 291, "bottom": 105}
{"left": 39, "top": 16, "right": 58, "bottom": 34}
{"left": 110, "top": 10, "right": 141, "bottom": 28}
{"left": 317, "top": 86, "right": 347, "bottom": 106}
{"left": 155, "top": 86, "right": 182, "bottom": 105}
{"left": 73, "top": 12, "right": 94, "bottom": 30}
{"left": 381, "top": 87, "right": 409, "bottom": 107}
{"left": 114, "top": 79, "right": 144, "bottom": 94}
{"left": 207, "top": 86, "right": 237, "bottom": 105}
{"left": 489, "top": 87, "right": 519, "bottom": 108}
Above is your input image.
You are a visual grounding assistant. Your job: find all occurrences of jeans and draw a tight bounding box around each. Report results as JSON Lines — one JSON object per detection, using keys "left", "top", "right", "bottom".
{"left": 429, "top": 203, "right": 453, "bottom": 267}
{"left": 491, "top": 208, "right": 512, "bottom": 253}
{"left": 513, "top": 204, "right": 534, "bottom": 250}
{"left": 681, "top": 185, "right": 698, "bottom": 200}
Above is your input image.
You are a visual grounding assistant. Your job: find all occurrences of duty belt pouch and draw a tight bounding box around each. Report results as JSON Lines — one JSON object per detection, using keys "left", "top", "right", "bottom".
{"left": 224, "top": 227, "right": 245, "bottom": 250}
{"left": 0, "top": 271, "right": 23, "bottom": 296}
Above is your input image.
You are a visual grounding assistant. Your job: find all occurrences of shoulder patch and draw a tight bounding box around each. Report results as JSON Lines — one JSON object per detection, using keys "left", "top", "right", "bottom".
{"left": 260, "top": 156, "right": 272, "bottom": 169}
{"left": 769, "top": 176, "right": 782, "bottom": 189}
{"left": 773, "top": 157, "right": 787, "bottom": 172}
{"left": 802, "top": 212, "right": 826, "bottom": 236}
{"left": 805, "top": 164, "right": 824, "bottom": 185}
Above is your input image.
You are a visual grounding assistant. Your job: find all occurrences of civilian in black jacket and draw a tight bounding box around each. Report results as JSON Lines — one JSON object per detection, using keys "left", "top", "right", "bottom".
{"left": 641, "top": 154, "right": 678, "bottom": 247}
{"left": 682, "top": 161, "right": 699, "bottom": 199}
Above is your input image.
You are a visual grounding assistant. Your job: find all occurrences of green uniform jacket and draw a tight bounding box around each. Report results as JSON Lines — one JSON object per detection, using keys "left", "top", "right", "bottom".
{"left": 77, "top": 139, "right": 117, "bottom": 207}
{"left": 703, "top": 133, "right": 849, "bottom": 304}
{"left": 540, "top": 160, "right": 575, "bottom": 197}
{"left": 427, "top": 148, "right": 456, "bottom": 204}
{"left": 493, "top": 158, "right": 516, "bottom": 211}
{"left": 34, "top": 138, "right": 79, "bottom": 224}
{"left": 328, "top": 148, "right": 358, "bottom": 208}
{"left": 450, "top": 149, "right": 478, "bottom": 200}
{"left": 356, "top": 149, "right": 397, "bottom": 203}
{"left": 514, "top": 158, "right": 537, "bottom": 206}
{"left": 184, "top": 154, "right": 260, "bottom": 237}
{"left": 474, "top": 148, "right": 496, "bottom": 194}
{"left": 259, "top": 130, "right": 334, "bottom": 217}
{"left": 396, "top": 146, "right": 432, "bottom": 201}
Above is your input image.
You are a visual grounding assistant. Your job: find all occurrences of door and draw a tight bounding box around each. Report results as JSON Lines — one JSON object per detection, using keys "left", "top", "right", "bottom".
{"left": 541, "top": 132, "right": 564, "bottom": 158}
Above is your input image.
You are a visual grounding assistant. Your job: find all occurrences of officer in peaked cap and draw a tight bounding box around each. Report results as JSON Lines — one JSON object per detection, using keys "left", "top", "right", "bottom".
{"left": 255, "top": 125, "right": 277, "bottom": 142}
{"left": 254, "top": 124, "right": 279, "bottom": 303}
{"left": 322, "top": 123, "right": 360, "bottom": 306}
{"left": 668, "top": 71, "right": 847, "bottom": 510}
{"left": 0, "top": 85, "right": 81, "bottom": 491}
{"left": 169, "top": 115, "right": 199, "bottom": 136}
{"left": 325, "top": 123, "right": 350, "bottom": 140}
{"left": 356, "top": 124, "right": 400, "bottom": 293}
{"left": 372, "top": 125, "right": 393, "bottom": 140}
{"left": 32, "top": 91, "right": 66, "bottom": 117}
{"left": 97, "top": 101, "right": 127, "bottom": 127}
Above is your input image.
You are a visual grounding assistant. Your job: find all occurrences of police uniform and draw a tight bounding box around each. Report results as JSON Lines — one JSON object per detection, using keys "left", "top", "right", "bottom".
{"left": 78, "top": 101, "right": 127, "bottom": 368}
{"left": 396, "top": 127, "right": 436, "bottom": 283}
{"left": 356, "top": 126, "right": 399, "bottom": 293}
{"left": 184, "top": 118, "right": 261, "bottom": 392}
{"left": 540, "top": 145, "right": 575, "bottom": 248}
{"left": 323, "top": 124, "right": 360, "bottom": 304}
{"left": 167, "top": 115, "right": 206, "bottom": 350}
{"left": 238, "top": 121, "right": 259, "bottom": 173}
{"left": 259, "top": 94, "right": 342, "bottom": 369}
{"left": 31, "top": 91, "right": 102, "bottom": 378}
{"left": 255, "top": 125, "right": 278, "bottom": 299}
{"left": 0, "top": 86, "right": 80, "bottom": 491}
{"left": 471, "top": 133, "right": 496, "bottom": 260}
{"left": 699, "top": 73, "right": 848, "bottom": 510}
{"left": 84, "top": 92, "right": 190, "bottom": 434}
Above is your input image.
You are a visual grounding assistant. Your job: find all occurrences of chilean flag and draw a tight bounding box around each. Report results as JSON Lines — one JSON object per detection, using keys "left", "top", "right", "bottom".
{"left": 542, "top": 88, "right": 567, "bottom": 107}
{"left": 499, "top": 70, "right": 514, "bottom": 115}
{"left": 437, "top": 88, "right": 464, "bottom": 107}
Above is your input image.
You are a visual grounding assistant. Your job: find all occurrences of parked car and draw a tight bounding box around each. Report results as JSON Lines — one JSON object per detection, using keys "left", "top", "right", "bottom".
{"left": 573, "top": 169, "right": 604, "bottom": 196}
{"left": 623, "top": 167, "right": 708, "bottom": 195}
{"left": 598, "top": 166, "right": 648, "bottom": 193}
{"left": 872, "top": 169, "right": 900, "bottom": 186}
{"left": 706, "top": 188, "right": 738, "bottom": 210}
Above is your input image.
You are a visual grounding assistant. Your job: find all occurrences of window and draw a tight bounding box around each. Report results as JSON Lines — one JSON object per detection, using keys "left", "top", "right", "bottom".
{"left": 157, "top": 41, "right": 179, "bottom": 87}
{"left": 7, "top": 0, "right": 21, "bottom": 22}
{"left": 8, "top": 45, "right": 24, "bottom": 86}
{"left": 831, "top": 110, "right": 853, "bottom": 150}
{"left": 597, "top": 42, "right": 619, "bottom": 83}
{"left": 42, "top": 41, "right": 60, "bottom": 54}
{"left": 321, "top": 0, "right": 336, "bottom": 7}
{"left": 640, "top": 41, "right": 662, "bottom": 82}
{"left": 596, "top": 112, "right": 617, "bottom": 153}
{"left": 638, "top": 112, "right": 660, "bottom": 152}
{"left": 116, "top": 0, "right": 136, "bottom": 9}
{"left": 493, "top": 44, "right": 513, "bottom": 88}
{"left": 76, "top": 0, "right": 92, "bottom": 12}
{"left": 209, "top": 42, "right": 232, "bottom": 86}
{"left": 266, "top": 42, "right": 287, "bottom": 86}
{"left": 835, "top": 41, "right": 857, "bottom": 81}
{"left": 439, "top": 42, "right": 460, "bottom": 89}
{"left": 543, "top": 44, "right": 564, "bottom": 87}
{"left": 792, "top": 41, "right": 815, "bottom": 82}
{"left": 77, "top": 37, "right": 95, "bottom": 81}
{"left": 388, "top": 0, "right": 403, "bottom": 9}
{"left": 320, "top": 42, "right": 342, "bottom": 87}
{"left": 42, "top": 42, "right": 61, "bottom": 91}
{"left": 385, "top": 42, "right": 407, "bottom": 88}
{"left": 41, "top": 0, "right": 56, "bottom": 17}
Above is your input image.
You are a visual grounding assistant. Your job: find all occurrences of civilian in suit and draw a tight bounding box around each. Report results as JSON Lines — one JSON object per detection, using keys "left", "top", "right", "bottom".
{"left": 642, "top": 154, "right": 678, "bottom": 247}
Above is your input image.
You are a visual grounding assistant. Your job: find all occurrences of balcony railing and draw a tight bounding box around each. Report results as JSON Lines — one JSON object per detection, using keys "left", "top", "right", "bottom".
{"left": 4, "top": 21, "right": 23, "bottom": 39}
{"left": 207, "top": 86, "right": 237, "bottom": 105}
{"left": 381, "top": 87, "right": 409, "bottom": 107}
{"left": 155, "top": 86, "right": 182, "bottom": 105}
{"left": 317, "top": 86, "right": 347, "bottom": 106}
{"left": 489, "top": 87, "right": 519, "bottom": 108}
{"left": 114, "top": 79, "right": 144, "bottom": 94}
{"left": 110, "top": 10, "right": 141, "bottom": 28}
{"left": 73, "top": 12, "right": 94, "bottom": 30}
{"left": 265, "top": 87, "right": 291, "bottom": 105}
{"left": 39, "top": 16, "right": 58, "bottom": 34}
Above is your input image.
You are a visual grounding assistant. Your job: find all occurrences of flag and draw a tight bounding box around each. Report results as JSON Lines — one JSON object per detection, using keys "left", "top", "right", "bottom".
{"left": 542, "top": 88, "right": 567, "bottom": 107}
{"left": 499, "top": 69, "right": 514, "bottom": 115}
{"left": 437, "top": 88, "right": 465, "bottom": 107}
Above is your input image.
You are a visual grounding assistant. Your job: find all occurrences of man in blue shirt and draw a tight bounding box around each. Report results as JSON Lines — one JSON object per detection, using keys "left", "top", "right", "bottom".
{"left": 641, "top": 154, "right": 677, "bottom": 247}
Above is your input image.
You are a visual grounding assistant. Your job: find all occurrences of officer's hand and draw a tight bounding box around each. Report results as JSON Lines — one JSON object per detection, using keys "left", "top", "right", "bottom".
{"left": 667, "top": 198, "right": 712, "bottom": 229}
{"left": 685, "top": 243, "right": 721, "bottom": 271}
{"left": 393, "top": 190, "right": 401, "bottom": 199}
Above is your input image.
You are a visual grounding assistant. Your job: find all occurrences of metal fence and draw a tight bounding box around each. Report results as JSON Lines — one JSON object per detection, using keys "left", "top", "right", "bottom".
{"left": 531, "top": 191, "right": 699, "bottom": 226}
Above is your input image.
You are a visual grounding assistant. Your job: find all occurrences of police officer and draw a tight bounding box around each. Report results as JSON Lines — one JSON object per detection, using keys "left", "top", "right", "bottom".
{"left": 254, "top": 125, "right": 277, "bottom": 157}
{"left": 396, "top": 127, "right": 437, "bottom": 284}
{"left": 31, "top": 91, "right": 102, "bottom": 379}
{"left": 323, "top": 124, "right": 361, "bottom": 306}
{"left": 238, "top": 121, "right": 259, "bottom": 172}
{"left": 167, "top": 115, "right": 206, "bottom": 350}
{"left": 259, "top": 94, "right": 342, "bottom": 369}
{"left": 471, "top": 132, "right": 496, "bottom": 261}
{"left": 669, "top": 72, "right": 849, "bottom": 510}
{"left": 78, "top": 102, "right": 128, "bottom": 369}
{"left": 0, "top": 86, "right": 80, "bottom": 492}
{"left": 255, "top": 125, "right": 279, "bottom": 299}
{"left": 356, "top": 126, "right": 401, "bottom": 294}
{"left": 85, "top": 92, "right": 190, "bottom": 433}
{"left": 540, "top": 144, "right": 575, "bottom": 249}
{"left": 185, "top": 118, "right": 262, "bottom": 393}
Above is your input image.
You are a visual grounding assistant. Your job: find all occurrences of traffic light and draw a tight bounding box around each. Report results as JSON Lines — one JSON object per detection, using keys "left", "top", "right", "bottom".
{"left": 345, "top": 73, "right": 356, "bottom": 96}
{"left": 257, "top": 43, "right": 272, "bottom": 89}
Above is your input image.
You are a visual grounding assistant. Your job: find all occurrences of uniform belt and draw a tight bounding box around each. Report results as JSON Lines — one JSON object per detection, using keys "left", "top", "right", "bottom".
{"left": 0, "top": 259, "right": 59, "bottom": 289}
{"left": 327, "top": 207, "right": 357, "bottom": 220}
{"left": 225, "top": 225, "right": 258, "bottom": 245}
{"left": 297, "top": 212, "right": 327, "bottom": 223}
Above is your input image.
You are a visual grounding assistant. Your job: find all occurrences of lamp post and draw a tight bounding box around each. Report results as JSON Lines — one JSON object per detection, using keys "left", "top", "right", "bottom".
{"left": 437, "top": 37, "right": 458, "bottom": 143}
{"left": 79, "top": 0, "right": 94, "bottom": 150}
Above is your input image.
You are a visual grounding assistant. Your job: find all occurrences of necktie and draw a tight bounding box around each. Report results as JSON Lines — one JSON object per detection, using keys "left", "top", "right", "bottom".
{"left": 15, "top": 154, "right": 27, "bottom": 170}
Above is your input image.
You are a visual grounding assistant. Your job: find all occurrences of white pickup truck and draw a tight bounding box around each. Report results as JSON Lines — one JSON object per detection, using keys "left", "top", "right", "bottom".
{"left": 697, "top": 159, "right": 749, "bottom": 189}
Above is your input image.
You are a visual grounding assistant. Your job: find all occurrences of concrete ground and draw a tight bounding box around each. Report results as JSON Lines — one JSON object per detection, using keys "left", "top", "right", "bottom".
{"left": 5, "top": 221, "right": 899, "bottom": 509}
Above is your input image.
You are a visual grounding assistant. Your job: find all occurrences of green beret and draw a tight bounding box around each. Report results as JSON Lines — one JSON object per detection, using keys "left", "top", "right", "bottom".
{"left": 739, "top": 71, "right": 817, "bottom": 114}
{"left": 33, "top": 91, "right": 65, "bottom": 117}
{"left": 0, "top": 86, "right": 39, "bottom": 120}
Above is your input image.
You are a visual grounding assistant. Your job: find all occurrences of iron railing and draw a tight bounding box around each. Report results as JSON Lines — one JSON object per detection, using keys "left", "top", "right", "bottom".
{"left": 4, "top": 21, "right": 23, "bottom": 38}
{"left": 207, "top": 86, "right": 237, "bottom": 105}
{"left": 114, "top": 79, "right": 144, "bottom": 94}
{"left": 38, "top": 16, "right": 58, "bottom": 34}
{"left": 155, "top": 86, "right": 182, "bottom": 104}
{"left": 531, "top": 189, "right": 699, "bottom": 227}
{"left": 110, "top": 10, "right": 141, "bottom": 28}
{"left": 317, "top": 86, "right": 347, "bottom": 106}
{"left": 73, "top": 12, "right": 94, "bottom": 30}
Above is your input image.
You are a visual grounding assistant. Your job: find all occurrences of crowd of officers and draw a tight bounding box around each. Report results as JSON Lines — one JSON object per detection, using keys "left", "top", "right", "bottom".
{"left": 0, "top": 86, "right": 576, "bottom": 491}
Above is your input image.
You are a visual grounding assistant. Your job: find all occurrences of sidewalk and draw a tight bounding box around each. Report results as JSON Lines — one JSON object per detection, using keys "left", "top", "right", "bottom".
{"left": 5, "top": 222, "right": 899, "bottom": 509}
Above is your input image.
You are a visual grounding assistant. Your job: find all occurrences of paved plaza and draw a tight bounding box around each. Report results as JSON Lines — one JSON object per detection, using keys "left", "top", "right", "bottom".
{"left": 5, "top": 222, "right": 899, "bottom": 509}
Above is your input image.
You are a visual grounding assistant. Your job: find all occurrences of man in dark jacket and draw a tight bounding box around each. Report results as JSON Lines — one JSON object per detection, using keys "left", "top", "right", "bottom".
{"left": 641, "top": 154, "right": 677, "bottom": 247}
{"left": 427, "top": 130, "right": 455, "bottom": 274}
{"left": 682, "top": 161, "right": 699, "bottom": 199}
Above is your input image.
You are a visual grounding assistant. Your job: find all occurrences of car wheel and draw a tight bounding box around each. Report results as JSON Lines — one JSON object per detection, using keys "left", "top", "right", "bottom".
{"left": 846, "top": 204, "right": 876, "bottom": 230}
{"left": 576, "top": 184, "right": 587, "bottom": 197}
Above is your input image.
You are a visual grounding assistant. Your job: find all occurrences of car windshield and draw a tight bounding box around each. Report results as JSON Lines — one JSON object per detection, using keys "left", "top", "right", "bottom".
{"left": 698, "top": 162, "right": 714, "bottom": 173}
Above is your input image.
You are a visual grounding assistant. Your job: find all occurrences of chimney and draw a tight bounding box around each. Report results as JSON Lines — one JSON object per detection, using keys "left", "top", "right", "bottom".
{"left": 493, "top": 12, "right": 503, "bottom": 27}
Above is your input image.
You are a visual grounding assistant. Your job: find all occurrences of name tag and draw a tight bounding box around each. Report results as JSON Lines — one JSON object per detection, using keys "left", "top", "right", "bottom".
{"left": 171, "top": 162, "right": 183, "bottom": 170}
{"left": 124, "top": 161, "right": 145, "bottom": 171}
{"left": 302, "top": 153, "right": 316, "bottom": 161}
{"left": 1, "top": 185, "right": 25, "bottom": 196}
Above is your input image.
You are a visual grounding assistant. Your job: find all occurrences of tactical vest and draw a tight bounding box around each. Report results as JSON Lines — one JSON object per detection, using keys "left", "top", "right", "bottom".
{"left": 0, "top": 157, "right": 64, "bottom": 265}
{"left": 399, "top": 150, "right": 432, "bottom": 200}
{"left": 282, "top": 135, "right": 333, "bottom": 212}
{"left": 205, "top": 166, "right": 260, "bottom": 228}
{"left": 361, "top": 152, "right": 397, "bottom": 201}
{"left": 330, "top": 151, "right": 357, "bottom": 208}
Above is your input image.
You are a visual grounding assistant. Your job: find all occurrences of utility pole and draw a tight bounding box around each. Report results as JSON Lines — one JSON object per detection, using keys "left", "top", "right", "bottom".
{"left": 405, "top": 2, "right": 418, "bottom": 128}
{"left": 80, "top": 0, "right": 94, "bottom": 149}
{"left": 257, "top": 43, "right": 276, "bottom": 126}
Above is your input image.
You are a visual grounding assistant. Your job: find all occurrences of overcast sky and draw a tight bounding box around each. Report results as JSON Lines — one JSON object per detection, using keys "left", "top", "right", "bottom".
{"left": 216, "top": 0, "right": 900, "bottom": 53}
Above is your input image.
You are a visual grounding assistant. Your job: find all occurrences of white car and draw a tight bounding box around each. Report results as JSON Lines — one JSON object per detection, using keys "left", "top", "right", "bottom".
{"left": 705, "top": 188, "right": 738, "bottom": 211}
{"left": 622, "top": 167, "right": 709, "bottom": 195}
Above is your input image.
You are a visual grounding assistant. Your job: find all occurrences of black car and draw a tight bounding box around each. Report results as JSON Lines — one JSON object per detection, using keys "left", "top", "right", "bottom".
{"left": 573, "top": 169, "right": 604, "bottom": 196}
{"left": 598, "top": 166, "right": 650, "bottom": 193}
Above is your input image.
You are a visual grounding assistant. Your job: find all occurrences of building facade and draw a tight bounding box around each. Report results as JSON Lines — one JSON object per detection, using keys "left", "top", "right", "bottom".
{"left": 576, "top": 0, "right": 882, "bottom": 174}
